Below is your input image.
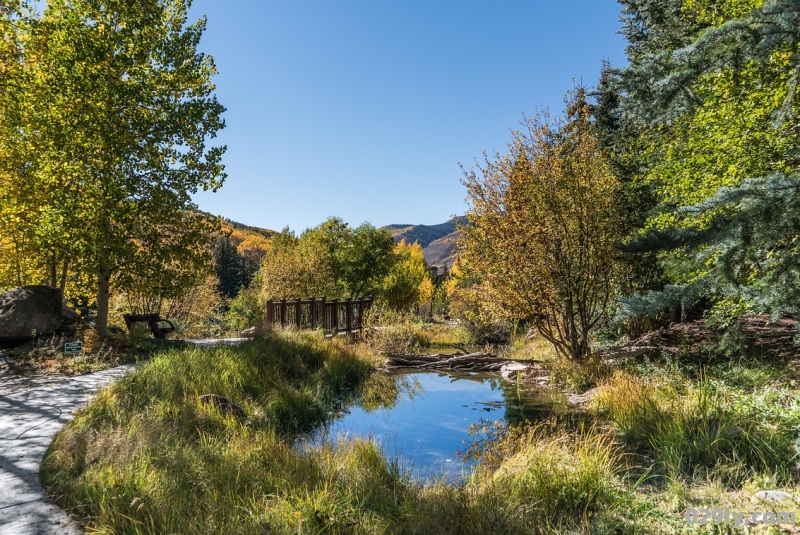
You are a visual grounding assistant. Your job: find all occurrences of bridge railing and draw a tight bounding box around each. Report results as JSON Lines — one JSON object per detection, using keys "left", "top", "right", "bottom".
{"left": 265, "top": 296, "right": 373, "bottom": 334}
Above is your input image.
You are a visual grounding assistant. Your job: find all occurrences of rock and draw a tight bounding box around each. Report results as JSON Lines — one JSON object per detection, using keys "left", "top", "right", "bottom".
{"left": 240, "top": 326, "right": 267, "bottom": 337}
{"left": 567, "top": 386, "right": 602, "bottom": 406}
{"left": 0, "top": 286, "right": 78, "bottom": 343}
{"left": 500, "top": 361, "right": 529, "bottom": 381}
{"left": 199, "top": 394, "right": 247, "bottom": 420}
{"left": 753, "top": 490, "right": 796, "bottom": 503}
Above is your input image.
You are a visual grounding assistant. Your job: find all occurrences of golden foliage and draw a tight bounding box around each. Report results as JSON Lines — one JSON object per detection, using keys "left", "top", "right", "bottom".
{"left": 379, "top": 240, "right": 432, "bottom": 311}
{"left": 460, "top": 92, "right": 623, "bottom": 358}
{"left": 108, "top": 274, "right": 226, "bottom": 338}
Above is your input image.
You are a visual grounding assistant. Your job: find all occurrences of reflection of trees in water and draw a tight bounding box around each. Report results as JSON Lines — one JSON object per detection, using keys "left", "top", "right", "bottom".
{"left": 344, "top": 369, "right": 575, "bottom": 429}
{"left": 356, "top": 370, "right": 568, "bottom": 427}
{"left": 501, "top": 382, "right": 568, "bottom": 426}
{"left": 356, "top": 372, "right": 423, "bottom": 412}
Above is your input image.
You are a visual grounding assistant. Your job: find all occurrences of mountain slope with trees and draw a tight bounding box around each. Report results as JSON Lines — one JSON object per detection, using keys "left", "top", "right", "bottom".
{"left": 385, "top": 216, "right": 464, "bottom": 267}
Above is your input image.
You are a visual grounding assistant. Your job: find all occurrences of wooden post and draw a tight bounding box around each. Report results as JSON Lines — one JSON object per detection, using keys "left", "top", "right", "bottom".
{"left": 310, "top": 297, "right": 316, "bottom": 329}
{"left": 280, "top": 298, "right": 286, "bottom": 327}
{"left": 331, "top": 298, "right": 339, "bottom": 334}
{"left": 266, "top": 299, "right": 274, "bottom": 325}
{"left": 364, "top": 296, "right": 373, "bottom": 331}
{"left": 320, "top": 296, "right": 327, "bottom": 332}
{"left": 345, "top": 298, "right": 353, "bottom": 334}
{"left": 295, "top": 299, "right": 301, "bottom": 329}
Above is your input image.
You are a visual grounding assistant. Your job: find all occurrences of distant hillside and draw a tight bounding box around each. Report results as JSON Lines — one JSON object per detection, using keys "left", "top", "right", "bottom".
{"left": 386, "top": 217, "right": 464, "bottom": 267}
{"left": 218, "top": 218, "right": 275, "bottom": 261}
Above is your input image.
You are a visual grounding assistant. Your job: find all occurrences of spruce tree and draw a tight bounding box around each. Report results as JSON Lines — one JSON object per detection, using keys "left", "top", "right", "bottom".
{"left": 616, "top": 0, "right": 800, "bottom": 323}
{"left": 214, "top": 238, "right": 243, "bottom": 300}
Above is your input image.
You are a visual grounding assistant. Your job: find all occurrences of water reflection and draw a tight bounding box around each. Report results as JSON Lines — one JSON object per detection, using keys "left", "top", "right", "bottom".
{"left": 301, "top": 370, "right": 568, "bottom": 482}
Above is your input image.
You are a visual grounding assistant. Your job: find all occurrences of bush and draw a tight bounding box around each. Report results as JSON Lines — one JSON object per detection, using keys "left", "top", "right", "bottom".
{"left": 225, "top": 284, "right": 265, "bottom": 332}
{"left": 360, "top": 307, "right": 428, "bottom": 354}
{"left": 547, "top": 353, "right": 611, "bottom": 393}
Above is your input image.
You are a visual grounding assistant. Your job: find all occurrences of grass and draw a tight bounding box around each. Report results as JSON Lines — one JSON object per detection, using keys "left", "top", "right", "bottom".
{"left": 42, "top": 329, "right": 649, "bottom": 534}
{"left": 593, "top": 368, "right": 800, "bottom": 486}
{"left": 504, "top": 333, "right": 609, "bottom": 393}
{"left": 361, "top": 309, "right": 474, "bottom": 355}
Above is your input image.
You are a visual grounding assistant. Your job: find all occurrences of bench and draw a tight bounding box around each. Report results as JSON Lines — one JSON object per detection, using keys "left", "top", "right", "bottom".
{"left": 122, "top": 313, "right": 176, "bottom": 339}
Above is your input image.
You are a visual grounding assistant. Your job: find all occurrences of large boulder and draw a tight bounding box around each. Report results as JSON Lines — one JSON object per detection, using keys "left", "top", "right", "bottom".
{"left": 0, "top": 286, "right": 78, "bottom": 343}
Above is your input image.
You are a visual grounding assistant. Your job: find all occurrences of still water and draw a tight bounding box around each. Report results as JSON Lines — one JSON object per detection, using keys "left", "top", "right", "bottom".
{"left": 300, "top": 370, "right": 568, "bottom": 482}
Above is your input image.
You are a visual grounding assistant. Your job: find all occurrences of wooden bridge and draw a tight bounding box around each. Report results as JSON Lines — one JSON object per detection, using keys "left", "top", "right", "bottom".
{"left": 266, "top": 297, "right": 373, "bottom": 335}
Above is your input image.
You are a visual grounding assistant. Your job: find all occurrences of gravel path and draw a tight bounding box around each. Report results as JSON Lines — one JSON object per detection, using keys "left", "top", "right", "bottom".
{"left": 0, "top": 365, "right": 136, "bottom": 534}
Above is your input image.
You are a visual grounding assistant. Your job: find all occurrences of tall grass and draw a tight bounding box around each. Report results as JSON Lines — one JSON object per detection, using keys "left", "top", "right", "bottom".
{"left": 469, "top": 421, "right": 624, "bottom": 521}
{"left": 593, "top": 370, "right": 800, "bottom": 485}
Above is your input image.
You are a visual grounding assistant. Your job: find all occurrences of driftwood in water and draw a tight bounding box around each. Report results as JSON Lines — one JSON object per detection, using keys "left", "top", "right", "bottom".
{"left": 385, "top": 351, "right": 539, "bottom": 373}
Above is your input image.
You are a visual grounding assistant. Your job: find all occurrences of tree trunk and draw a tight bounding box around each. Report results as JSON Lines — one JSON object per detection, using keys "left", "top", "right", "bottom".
{"left": 60, "top": 259, "right": 68, "bottom": 293}
{"left": 49, "top": 253, "right": 57, "bottom": 288}
{"left": 96, "top": 263, "right": 111, "bottom": 340}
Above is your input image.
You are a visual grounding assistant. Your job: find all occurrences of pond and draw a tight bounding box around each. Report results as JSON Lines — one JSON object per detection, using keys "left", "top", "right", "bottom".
{"left": 298, "top": 370, "right": 571, "bottom": 482}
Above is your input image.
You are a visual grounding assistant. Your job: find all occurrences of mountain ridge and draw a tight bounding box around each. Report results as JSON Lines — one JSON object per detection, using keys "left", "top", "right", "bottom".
{"left": 386, "top": 216, "right": 464, "bottom": 267}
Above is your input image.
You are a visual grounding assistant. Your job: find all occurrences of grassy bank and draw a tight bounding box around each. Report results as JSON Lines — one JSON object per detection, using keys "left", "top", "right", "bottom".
{"left": 42, "top": 330, "right": 644, "bottom": 534}
{"left": 41, "top": 324, "right": 800, "bottom": 533}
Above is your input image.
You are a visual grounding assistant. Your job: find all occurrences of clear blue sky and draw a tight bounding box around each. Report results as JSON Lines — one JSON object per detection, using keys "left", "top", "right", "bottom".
{"left": 188, "top": 1, "right": 628, "bottom": 232}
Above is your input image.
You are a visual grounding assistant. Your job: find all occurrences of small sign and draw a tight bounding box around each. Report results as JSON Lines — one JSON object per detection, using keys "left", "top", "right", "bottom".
{"left": 64, "top": 341, "right": 83, "bottom": 355}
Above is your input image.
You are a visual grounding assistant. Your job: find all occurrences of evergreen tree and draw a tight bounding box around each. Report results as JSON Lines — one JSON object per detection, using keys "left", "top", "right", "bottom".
{"left": 590, "top": 64, "right": 667, "bottom": 298}
{"left": 616, "top": 0, "right": 800, "bottom": 323}
{"left": 214, "top": 238, "right": 243, "bottom": 300}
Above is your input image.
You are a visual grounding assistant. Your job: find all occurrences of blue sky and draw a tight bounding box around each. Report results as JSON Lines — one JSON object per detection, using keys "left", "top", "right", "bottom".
{"left": 188, "top": 1, "right": 628, "bottom": 232}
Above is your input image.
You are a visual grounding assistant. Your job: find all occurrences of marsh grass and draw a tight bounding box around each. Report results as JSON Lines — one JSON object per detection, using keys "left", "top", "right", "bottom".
{"left": 593, "top": 369, "right": 800, "bottom": 485}
{"left": 415, "top": 321, "right": 473, "bottom": 346}
{"left": 42, "top": 330, "right": 649, "bottom": 534}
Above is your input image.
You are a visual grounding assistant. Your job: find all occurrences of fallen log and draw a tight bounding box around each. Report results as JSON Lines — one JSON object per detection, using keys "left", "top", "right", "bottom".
{"left": 385, "top": 352, "right": 541, "bottom": 374}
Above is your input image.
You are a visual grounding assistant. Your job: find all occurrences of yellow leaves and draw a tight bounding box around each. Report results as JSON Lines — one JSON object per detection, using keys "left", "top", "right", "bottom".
{"left": 378, "top": 239, "right": 433, "bottom": 311}
{"left": 460, "top": 93, "right": 622, "bottom": 357}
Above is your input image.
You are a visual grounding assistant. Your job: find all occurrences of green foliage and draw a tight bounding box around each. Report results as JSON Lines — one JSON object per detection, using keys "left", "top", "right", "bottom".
{"left": 225, "top": 280, "right": 266, "bottom": 331}
{"left": 257, "top": 218, "right": 396, "bottom": 300}
{"left": 613, "top": 0, "right": 800, "bottom": 324}
{"left": 378, "top": 240, "right": 432, "bottom": 311}
{"left": 0, "top": 0, "right": 227, "bottom": 338}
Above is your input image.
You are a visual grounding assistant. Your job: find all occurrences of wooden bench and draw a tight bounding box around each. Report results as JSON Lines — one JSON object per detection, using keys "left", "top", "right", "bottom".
{"left": 122, "top": 313, "right": 176, "bottom": 339}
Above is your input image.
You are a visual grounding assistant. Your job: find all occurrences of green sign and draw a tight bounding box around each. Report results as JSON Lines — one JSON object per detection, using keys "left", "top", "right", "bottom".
{"left": 64, "top": 341, "right": 83, "bottom": 355}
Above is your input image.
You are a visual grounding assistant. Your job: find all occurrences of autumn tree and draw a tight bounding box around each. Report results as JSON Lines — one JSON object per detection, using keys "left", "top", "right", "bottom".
{"left": 379, "top": 240, "right": 432, "bottom": 311}
{"left": 25, "top": 0, "right": 226, "bottom": 339}
{"left": 0, "top": 1, "right": 46, "bottom": 291}
{"left": 460, "top": 91, "right": 622, "bottom": 359}
{"left": 258, "top": 219, "right": 396, "bottom": 301}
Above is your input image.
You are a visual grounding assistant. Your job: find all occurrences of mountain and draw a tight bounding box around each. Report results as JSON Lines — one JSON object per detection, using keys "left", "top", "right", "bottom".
{"left": 386, "top": 217, "right": 464, "bottom": 267}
